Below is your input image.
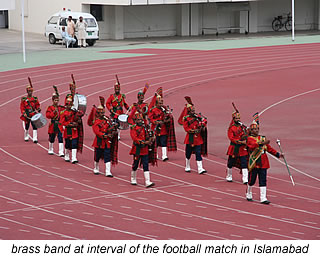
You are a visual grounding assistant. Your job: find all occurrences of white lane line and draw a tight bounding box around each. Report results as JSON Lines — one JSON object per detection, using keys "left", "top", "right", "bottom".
{"left": 304, "top": 221, "right": 317, "bottom": 225}
{"left": 26, "top": 193, "right": 38, "bottom": 196}
{"left": 140, "top": 209, "right": 151, "bottom": 212}
{"left": 22, "top": 216, "right": 34, "bottom": 219}
{"left": 102, "top": 215, "right": 113, "bottom": 218}
{"left": 63, "top": 222, "right": 74, "bottom": 225}
{"left": 42, "top": 219, "right": 54, "bottom": 222}
{"left": 64, "top": 187, "right": 74, "bottom": 190}
{"left": 160, "top": 212, "right": 172, "bottom": 215}
{"left": 196, "top": 205, "right": 207, "bottom": 209}
{"left": 230, "top": 234, "right": 243, "bottom": 238}
{"left": 246, "top": 224, "right": 258, "bottom": 228}
{"left": 83, "top": 212, "right": 94, "bottom": 215}
{"left": 0, "top": 226, "right": 9, "bottom": 229}
{"left": 156, "top": 200, "right": 167, "bottom": 203}
{"left": 9, "top": 191, "right": 20, "bottom": 194}
{"left": 18, "top": 229, "right": 31, "bottom": 232}
{"left": 292, "top": 231, "right": 305, "bottom": 235}
{"left": 176, "top": 203, "right": 187, "bottom": 206}
{"left": 82, "top": 225, "right": 95, "bottom": 228}
{"left": 120, "top": 206, "right": 132, "bottom": 209}
{"left": 268, "top": 227, "right": 281, "bottom": 231}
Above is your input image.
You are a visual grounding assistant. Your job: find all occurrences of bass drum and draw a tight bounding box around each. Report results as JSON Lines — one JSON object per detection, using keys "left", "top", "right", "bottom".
{"left": 31, "top": 113, "right": 47, "bottom": 129}
{"left": 72, "top": 94, "right": 87, "bottom": 114}
{"left": 118, "top": 114, "right": 129, "bottom": 130}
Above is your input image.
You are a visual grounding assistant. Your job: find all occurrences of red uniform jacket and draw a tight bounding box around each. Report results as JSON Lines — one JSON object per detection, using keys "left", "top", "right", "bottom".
{"left": 183, "top": 115, "right": 206, "bottom": 146}
{"left": 106, "top": 94, "right": 129, "bottom": 118}
{"left": 20, "top": 96, "right": 40, "bottom": 122}
{"left": 129, "top": 125, "right": 149, "bottom": 156}
{"left": 46, "top": 105, "right": 64, "bottom": 134}
{"left": 60, "top": 109, "right": 79, "bottom": 139}
{"left": 92, "top": 118, "right": 114, "bottom": 149}
{"left": 128, "top": 102, "right": 148, "bottom": 125}
{"left": 247, "top": 135, "right": 280, "bottom": 169}
{"left": 227, "top": 123, "right": 248, "bottom": 156}
{"left": 149, "top": 107, "right": 168, "bottom": 136}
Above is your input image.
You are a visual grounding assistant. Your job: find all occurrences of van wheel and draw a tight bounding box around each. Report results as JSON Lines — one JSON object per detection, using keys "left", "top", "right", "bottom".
{"left": 87, "top": 40, "right": 96, "bottom": 46}
{"left": 49, "top": 34, "right": 56, "bottom": 44}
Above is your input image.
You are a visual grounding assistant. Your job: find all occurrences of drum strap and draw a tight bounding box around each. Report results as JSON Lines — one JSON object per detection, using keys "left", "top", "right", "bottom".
{"left": 67, "top": 127, "right": 72, "bottom": 136}
{"left": 97, "top": 137, "right": 102, "bottom": 147}
{"left": 135, "top": 144, "right": 141, "bottom": 156}
{"left": 51, "top": 119, "right": 60, "bottom": 132}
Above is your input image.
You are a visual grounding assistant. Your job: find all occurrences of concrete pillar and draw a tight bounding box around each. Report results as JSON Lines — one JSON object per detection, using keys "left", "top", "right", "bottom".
{"left": 317, "top": 0, "right": 320, "bottom": 30}
{"left": 114, "top": 6, "right": 124, "bottom": 40}
{"left": 190, "top": 4, "right": 200, "bottom": 36}
{"left": 239, "top": 10, "right": 248, "bottom": 33}
{"left": 248, "top": 1, "right": 258, "bottom": 33}
{"left": 177, "top": 4, "right": 189, "bottom": 36}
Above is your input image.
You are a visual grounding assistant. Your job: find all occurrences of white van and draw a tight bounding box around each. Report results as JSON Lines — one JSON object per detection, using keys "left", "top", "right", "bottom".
{"left": 45, "top": 10, "right": 99, "bottom": 46}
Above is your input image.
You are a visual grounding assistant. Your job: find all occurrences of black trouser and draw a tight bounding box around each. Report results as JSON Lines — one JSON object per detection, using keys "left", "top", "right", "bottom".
{"left": 49, "top": 132, "right": 63, "bottom": 143}
{"left": 65, "top": 138, "right": 78, "bottom": 150}
{"left": 94, "top": 147, "right": 111, "bottom": 163}
{"left": 132, "top": 155, "right": 149, "bottom": 171}
{"left": 227, "top": 155, "right": 247, "bottom": 169}
{"left": 185, "top": 144, "right": 202, "bottom": 161}
{"left": 25, "top": 120, "right": 37, "bottom": 131}
{"left": 156, "top": 135, "right": 167, "bottom": 147}
{"left": 248, "top": 168, "right": 267, "bottom": 187}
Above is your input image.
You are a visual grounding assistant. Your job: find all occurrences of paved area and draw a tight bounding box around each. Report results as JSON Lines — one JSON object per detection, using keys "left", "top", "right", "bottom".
{"left": 0, "top": 28, "right": 319, "bottom": 72}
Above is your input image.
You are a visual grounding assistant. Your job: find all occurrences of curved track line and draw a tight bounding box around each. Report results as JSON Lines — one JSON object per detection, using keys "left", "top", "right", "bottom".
{"left": 0, "top": 195, "right": 152, "bottom": 240}
{"left": 0, "top": 216, "right": 78, "bottom": 239}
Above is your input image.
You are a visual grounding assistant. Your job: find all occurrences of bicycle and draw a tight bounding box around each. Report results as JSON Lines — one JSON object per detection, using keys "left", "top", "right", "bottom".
{"left": 272, "top": 12, "right": 292, "bottom": 31}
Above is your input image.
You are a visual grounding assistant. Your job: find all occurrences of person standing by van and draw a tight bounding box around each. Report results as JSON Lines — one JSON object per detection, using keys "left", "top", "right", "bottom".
{"left": 67, "top": 16, "right": 75, "bottom": 38}
{"left": 76, "top": 16, "right": 88, "bottom": 48}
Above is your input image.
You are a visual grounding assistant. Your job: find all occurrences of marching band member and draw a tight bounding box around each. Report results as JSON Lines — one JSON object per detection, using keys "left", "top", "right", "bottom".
{"left": 45, "top": 86, "right": 64, "bottom": 156}
{"left": 92, "top": 105, "right": 118, "bottom": 177}
{"left": 20, "top": 84, "right": 41, "bottom": 143}
{"left": 226, "top": 110, "right": 249, "bottom": 184}
{"left": 178, "top": 97, "right": 207, "bottom": 174}
{"left": 106, "top": 80, "right": 129, "bottom": 140}
{"left": 246, "top": 121, "right": 283, "bottom": 204}
{"left": 87, "top": 96, "right": 105, "bottom": 127}
{"left": 60, "top": 97, "right": 84, "bottom": 163}
{"left": 128, "top": 83, "right": 149, "bottom": 126}
{"left": 129, "top": 111, "right": 156, "bottom": 187}
{"left": 148, "top": 87, "right": 177, "bottom": 161}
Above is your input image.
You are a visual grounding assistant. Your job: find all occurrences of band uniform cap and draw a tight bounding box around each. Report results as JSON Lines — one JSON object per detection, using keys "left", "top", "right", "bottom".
{"left": 97, "top": 105, "right": 105, "bottom": 111}
{"left": 66, "top": 97, "right": 73, "bottom": 105}
{"left": 232, "top": 111, "right": 240, "bottom": 118}
{"left": 250, "top": 122, "right": 259, "bottom": 129}
{"left": 69, "top": 83, "right": 76, "bottom": 89}
{"left": 26, "top": 85, "right": 33, "bottom": 91}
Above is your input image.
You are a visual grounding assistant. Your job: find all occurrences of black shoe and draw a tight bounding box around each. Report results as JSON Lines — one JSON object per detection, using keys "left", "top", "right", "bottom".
{"left": 72, "top": 160, "right": 78, "bottom": 164}
{"left": 33, "top": 140, "right": 38, "bottom": 143}
{"left": 106, "top": 174, "right": 113, "bottom": 178}
{"left": 199, "top": 170, "right": 207, "bottom": 174}
{"left": 246, "top": 198, "right": 253, "bottom": 201}
{"left": 185, "top": 170, "right": 191, "bottom": 173}
{"left": 162, "top": 157, "right": 169, "bottom": 162}
{"left": 261, "top": 200, "right": 270, "bottom": 205}
{"left": 243, "top": 182, "right": 248, "bottom": 185}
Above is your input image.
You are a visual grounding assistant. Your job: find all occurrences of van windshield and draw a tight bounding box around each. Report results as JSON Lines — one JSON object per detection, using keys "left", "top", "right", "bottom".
{"left": 84, "top": 18, "right": 97, "bottom": 27}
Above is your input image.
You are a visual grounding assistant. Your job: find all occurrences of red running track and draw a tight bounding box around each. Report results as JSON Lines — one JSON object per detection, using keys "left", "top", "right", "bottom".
{"left": 0, "top": 43, "right": 319, "bottom": 240}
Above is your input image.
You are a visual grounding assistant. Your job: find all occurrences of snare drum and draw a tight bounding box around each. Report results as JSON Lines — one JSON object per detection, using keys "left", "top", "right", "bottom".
{"left": 31, "top": 113, "right": 47, "bottom": 129}
{"left": 118, "top": 114, "right": 129, "bottom": 130}
{"left": 72, "top": 94, "right": 87, "bottom": 114}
